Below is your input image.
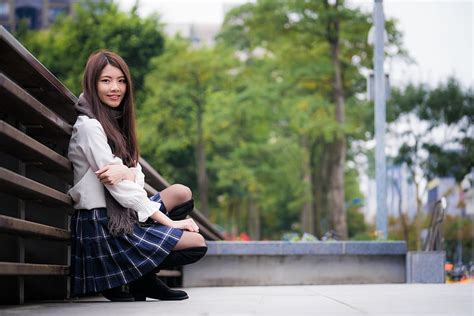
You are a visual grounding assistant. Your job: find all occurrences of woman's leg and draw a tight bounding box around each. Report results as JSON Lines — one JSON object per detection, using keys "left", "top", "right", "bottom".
{"left": 129, "top": 232, "right": 207, "bottom": 301}
{"left": 174, "top": 231, "right": 206, "bottom": 250}
{"left": 157, "top": 232, "right": 207, "bottom": 270}
{"left": 159, "top": 184, "right": 192, "bottom": 211}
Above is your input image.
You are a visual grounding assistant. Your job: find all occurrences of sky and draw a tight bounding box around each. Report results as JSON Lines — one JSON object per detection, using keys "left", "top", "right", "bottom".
{"left": 118, "top": 0, "right": 473, "bottom": 89}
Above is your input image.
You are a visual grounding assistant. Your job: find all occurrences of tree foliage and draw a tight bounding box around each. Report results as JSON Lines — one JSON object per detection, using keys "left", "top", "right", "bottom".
{"left": 387, "top": 78, "right": 473, "bottom": 250}
{"left": 18, "top": 0, "right": 164, "bottom": 99}
{"left": 216, "top": 0, "right": 403, "bottom": 238}
{"left": 388, "top": 78, "right": 473, "bottom": 183}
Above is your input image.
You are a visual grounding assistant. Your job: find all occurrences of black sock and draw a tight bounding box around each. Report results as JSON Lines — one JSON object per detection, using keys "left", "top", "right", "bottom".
{"left": 159, "top": 201, "right": 168, "bottom": 213}
{"left": 168, "top": 199, "right": 194, "bottom": 220}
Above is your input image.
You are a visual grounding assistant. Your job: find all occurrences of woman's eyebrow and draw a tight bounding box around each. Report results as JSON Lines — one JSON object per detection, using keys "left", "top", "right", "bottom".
{"left": 99, "top": 75, "right": 125, "bottom": 79}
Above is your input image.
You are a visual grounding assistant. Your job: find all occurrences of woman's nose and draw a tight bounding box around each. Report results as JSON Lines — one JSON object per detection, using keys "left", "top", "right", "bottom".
{"left": 111, "top": 81, "right": 120, "bottom": 91}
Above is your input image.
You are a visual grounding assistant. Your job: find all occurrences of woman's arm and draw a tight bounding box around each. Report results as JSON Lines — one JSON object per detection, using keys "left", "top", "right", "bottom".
{"left": 95, "top": 164, "right": 199, "bottom": 231}
{"left": 76, "top": 119, "right": 158, "bottom": 222}
{"left": 95, "top": 163, "right": 145, "bottom": 187}
{"left": 76, "top": 118, "right": 199, "bottom": 232}
{"left": 96, "top": 164, "right": 135, "bottom": 185}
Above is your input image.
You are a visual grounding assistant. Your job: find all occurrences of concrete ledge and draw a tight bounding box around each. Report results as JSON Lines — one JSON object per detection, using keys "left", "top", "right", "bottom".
{"left": 184, "top": 241, "right": 408, "bottom": 287}
{"left": 205, "top": 241, "right": 407, "bottom": 255}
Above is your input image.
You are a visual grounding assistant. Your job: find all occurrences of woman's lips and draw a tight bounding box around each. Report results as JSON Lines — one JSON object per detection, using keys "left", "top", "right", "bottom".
{"left": 108, "top": 95, "right": 120, "bottom": 101}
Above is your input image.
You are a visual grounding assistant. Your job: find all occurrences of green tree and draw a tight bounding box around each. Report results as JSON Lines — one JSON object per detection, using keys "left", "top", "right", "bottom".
{"left": 218, "top": 0, "right": 404, "bottom": 238}
{"left": 345, "top": 167, "right": 368, "bottom": 238}
{"left": 18, "top": 0, "right": 164, "bottom": 101}
{"left": 138, "top": 37, "right": 237, "bottom": 217}
{"left": 444, "top": 215, "right": 473, "bottom": 265}
{"left": 206, "top": 56, "right": 306, "bottom": 239}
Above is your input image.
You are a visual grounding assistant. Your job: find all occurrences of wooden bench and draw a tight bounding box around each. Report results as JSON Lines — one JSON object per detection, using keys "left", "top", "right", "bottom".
{"left": 0, "top": 25, "right": 224, "bottom": 304}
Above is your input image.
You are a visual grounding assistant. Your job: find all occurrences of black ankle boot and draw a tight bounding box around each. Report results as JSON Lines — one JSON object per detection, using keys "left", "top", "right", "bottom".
{"left": 101, "top": 286, "right": 135, "bottom": 302}
{"left": 130, "top": 273, "right": 189, "bottom": 301}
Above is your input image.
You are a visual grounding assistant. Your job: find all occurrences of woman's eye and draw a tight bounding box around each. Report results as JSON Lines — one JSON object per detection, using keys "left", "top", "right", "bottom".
{"left": 101, "top": 79, "right": 110, "bottom": 83}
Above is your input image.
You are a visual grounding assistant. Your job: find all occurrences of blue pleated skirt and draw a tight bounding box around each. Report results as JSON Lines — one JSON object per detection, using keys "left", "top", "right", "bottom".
{"left": 70, "top": 193, "right": 183, "bottom": 295}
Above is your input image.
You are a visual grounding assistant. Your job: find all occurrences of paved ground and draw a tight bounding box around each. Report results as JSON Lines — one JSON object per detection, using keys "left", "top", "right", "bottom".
{"left": 1, "top": 284, "right": 472, "bottom": 316}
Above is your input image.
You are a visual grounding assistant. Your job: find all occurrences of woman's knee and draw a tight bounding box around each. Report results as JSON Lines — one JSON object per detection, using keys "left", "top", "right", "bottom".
{"left": 171, "top": 184, "right": 192, "bottom": 202}
{"left": 188, "top": 231, "right": 206, "bottom": 248}
{"left": 160, "top": 184, "right": 192, "bottom": 210}
{"left": 194, "top": 233, "right": 207, "bottom": 248}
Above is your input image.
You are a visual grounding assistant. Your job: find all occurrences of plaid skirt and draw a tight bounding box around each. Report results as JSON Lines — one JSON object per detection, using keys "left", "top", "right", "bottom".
{"left": 70, "top": 193, "right": 183, "bottom": 295}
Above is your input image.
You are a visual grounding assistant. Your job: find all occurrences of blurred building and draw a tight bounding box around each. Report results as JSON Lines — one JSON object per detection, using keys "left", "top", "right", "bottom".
{"left": 0, "top": 0, "right": 75, "bottom": 32}
{"left": 386, "top": 163, "right": 418, "bottom": 219}
{"left": 162, "top": 3, "right": 238, "bottom": 47}
{"left": 164, "top": 23, "right": 221, "bottom": 47}
{"left": 363, "top": 163, "right": 418, "bottom": 223}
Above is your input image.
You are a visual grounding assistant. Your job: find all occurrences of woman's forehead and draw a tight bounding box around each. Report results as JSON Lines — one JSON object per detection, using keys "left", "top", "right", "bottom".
{"left": 100, "top": 64, "right": 125, "bottom": 77}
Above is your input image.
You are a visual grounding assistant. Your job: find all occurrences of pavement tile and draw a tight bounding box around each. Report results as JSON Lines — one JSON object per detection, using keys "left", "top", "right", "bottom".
{"left": 0, "top": 284, "right": 471, "bottom": 316}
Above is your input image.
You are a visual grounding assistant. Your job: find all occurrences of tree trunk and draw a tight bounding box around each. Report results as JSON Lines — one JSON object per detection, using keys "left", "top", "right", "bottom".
{"left": 248, "top": 195, "right": 260, "bottom": 240}
{"left": 327, "top": 139, "right": 348, "bottom": 239}
{"left": 325, "top": 5, "right": 348, "bottom": 239}
{"left": 196, "top": 102, "right": 210, "bottom": 217}
{"left": 394, "top": 180, "right": 409, "bottom": 242}
{"left": 312, "top": 141, "right": 329, "bottom": 238}
{"left": 230, "top": 199, "right": 239, "bottom": 237}
{"left": 414, "top": 178, "right": 423, "bottom": 250}
{"left": 301, "top": 136, "right": 315, "bottom": 235}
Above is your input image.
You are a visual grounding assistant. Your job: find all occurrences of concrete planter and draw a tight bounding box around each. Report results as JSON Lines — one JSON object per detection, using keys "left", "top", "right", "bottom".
{"left": 406, "top": 251, "right": 446, "bottom": 283}
{"left": 183, "top": 241, "right": 408, "bottom": 287}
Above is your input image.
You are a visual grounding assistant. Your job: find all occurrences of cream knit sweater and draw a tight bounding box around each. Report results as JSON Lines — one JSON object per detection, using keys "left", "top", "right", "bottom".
{"left": 67, "top": 115, "right": 161, "bottom": 222}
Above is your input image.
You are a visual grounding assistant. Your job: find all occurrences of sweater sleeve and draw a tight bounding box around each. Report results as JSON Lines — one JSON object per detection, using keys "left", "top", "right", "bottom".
{"left": 77, "top": 118, "right": 159, "bottom": 222}
{"left": 129, "top": 163, "right": 145, "bottom": 188}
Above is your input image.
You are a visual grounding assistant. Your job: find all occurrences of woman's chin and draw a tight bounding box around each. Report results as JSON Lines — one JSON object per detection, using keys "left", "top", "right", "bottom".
{"left": 105, "top": 102, "right": 121, "bottom": 108}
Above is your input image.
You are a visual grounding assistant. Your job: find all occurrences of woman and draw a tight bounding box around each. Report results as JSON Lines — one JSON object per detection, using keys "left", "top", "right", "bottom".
{"left": 68, "top": 50, "right": 207, "bottom": 302}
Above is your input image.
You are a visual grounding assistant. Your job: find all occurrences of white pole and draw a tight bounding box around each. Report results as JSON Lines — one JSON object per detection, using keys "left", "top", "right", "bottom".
{"left": 374, "top": 0, "right": 387, "bottom": 239}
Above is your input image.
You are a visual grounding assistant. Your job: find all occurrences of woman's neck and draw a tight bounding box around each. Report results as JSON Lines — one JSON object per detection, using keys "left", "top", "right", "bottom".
{"left": 109, "top": 107, "right": 123, "bottom": 119}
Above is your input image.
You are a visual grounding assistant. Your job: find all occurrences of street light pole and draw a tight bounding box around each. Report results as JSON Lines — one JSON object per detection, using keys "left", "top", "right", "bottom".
{"left": 374, "top": 0, "right": 387, "bottom": 239}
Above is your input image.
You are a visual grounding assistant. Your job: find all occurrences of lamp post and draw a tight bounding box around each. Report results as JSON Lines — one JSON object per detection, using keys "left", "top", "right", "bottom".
{"left": 373, "top": 0, "right": 387, "bottom": 239}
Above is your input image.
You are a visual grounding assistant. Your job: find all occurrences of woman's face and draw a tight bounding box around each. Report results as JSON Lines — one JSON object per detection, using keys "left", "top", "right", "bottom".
{"left": 97, "top": 64, "right": 127, "bottom": 108}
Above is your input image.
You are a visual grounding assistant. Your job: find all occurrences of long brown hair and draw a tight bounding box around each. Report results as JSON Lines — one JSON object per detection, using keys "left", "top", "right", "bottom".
{"left": 82, "top": 50, "right": 139, "bottom": 167}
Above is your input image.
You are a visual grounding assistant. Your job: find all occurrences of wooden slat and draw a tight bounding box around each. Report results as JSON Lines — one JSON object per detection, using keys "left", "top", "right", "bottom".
{"left": 0, "top": 264, "right": 179, "bottom": 278}
{"left": 0, "top": 73, "right": 72, "bottom": 138}
{"left": 189, "top": 208, "right": 223, "bottom": 237}
{"left": 139, "top": 158, "right": 170, "bottom": 191}
{"left": 0, "top": 26, "right": 77, "bottom": 124}
{"left": 157, "top": 270, "right": 182, "bottom": 277}
{"left": 0, "top": 167, "right": 72, "bottom": 207}
{"left": 197, "top": 224, "right": 222, "bottom": 241}
{"left": 0, "top": 262, "right": 69, "bottom": 276}
{"left": 144, "top": 183, "right": 158, "bottom": 196}
{"left": 0, "top": 215, "right": 70, "bottom": 241}
{"left": 0, "top": 120, "right": 72, "bottom": 181}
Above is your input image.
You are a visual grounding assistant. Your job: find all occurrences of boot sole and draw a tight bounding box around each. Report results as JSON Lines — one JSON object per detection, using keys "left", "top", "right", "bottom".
{"left": 133, "top": 294, "right": 189, "bottom": 301}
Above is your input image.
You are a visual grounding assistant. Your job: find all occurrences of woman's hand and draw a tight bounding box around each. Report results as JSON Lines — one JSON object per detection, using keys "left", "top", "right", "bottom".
{"left": 96, "top": 164, "right": 135, "bottom": 185}
{"left": 170, "top": 218, "right": 200, "bottom": 232}
{"left": 148, "top": 210, "right": 199, "bottom": 232}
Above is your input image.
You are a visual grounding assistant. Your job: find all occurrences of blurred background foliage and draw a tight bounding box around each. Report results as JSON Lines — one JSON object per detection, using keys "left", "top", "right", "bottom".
{"left": 15, "top": 0, "right": 473, "bottom": 263}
